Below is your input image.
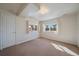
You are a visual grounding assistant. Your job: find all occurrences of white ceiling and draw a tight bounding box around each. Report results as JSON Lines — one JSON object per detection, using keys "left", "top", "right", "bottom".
{"left": 20, "top": 3, "right": 79, "bottom": 21}
{"left": 0, "top": 3, "right": 27, "bottom": 15}
{"left": 0, "top": 3, "right": 79, "bottom": 21}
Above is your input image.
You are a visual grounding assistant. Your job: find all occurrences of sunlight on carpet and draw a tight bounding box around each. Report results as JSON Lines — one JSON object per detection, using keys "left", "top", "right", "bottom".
{"left": 51, "top": 43, "right": 78, "bottom": 56}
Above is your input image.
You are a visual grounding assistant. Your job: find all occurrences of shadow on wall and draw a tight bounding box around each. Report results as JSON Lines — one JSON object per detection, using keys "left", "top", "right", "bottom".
{"left": 51, "top": 43, "right": 78, "bottom": 56}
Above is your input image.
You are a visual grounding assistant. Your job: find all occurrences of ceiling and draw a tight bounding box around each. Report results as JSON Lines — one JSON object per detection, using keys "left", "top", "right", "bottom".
{"left": 0, "top": 3, "right": 79, "bottom": 21}
{"left": 0, "top": 3, "right": 27, "bottom": 15}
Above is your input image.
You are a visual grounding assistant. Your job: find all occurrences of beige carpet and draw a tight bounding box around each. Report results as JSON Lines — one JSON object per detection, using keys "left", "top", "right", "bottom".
{"left": 0, "top": 38, "right": 79, "bottom": 56}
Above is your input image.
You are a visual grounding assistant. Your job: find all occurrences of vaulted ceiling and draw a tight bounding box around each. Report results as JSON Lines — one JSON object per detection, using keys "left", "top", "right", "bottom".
{"left": 0, "top": 3, "right": 79, "bottom": 21}
{"left": 0, "top": 3, "right": 27, "bottom": 15}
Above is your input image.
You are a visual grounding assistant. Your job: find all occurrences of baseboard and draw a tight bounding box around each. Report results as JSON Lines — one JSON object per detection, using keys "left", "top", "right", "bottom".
{"left": 41, "top": 37, "right": 77, "bottom": 47}
{"left": 2, "top": 37, "right": 39, "bottom": 50}
{"left": 15, "top": 39, "right": 36, "bottom": 45}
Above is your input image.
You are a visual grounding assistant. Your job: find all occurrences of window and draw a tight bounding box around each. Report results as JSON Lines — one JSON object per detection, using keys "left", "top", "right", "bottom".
{"left": 45, "top": 25, "right": 49, "bottom": 31}
{"left": 28, "top": 25, "right": 37, "bottom": 31}
{"left": 43, "top": 24, "right": 57, "bottom": 32}
{"left": 34, "top": 25, "right": 37, "bottom": 31}
{"left": 50, "top": 24, "right": 57, "bottom": 31}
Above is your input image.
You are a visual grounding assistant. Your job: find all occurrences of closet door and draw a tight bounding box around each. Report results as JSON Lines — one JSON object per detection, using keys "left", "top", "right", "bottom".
{"left": 0, "top": 11, "right": 16, "bottom": 49}
{"left": 6, "top": 12, "right": 16, "bottom": 48}
{"left": 0, "top": 12, "right": 2, "bottom": 50}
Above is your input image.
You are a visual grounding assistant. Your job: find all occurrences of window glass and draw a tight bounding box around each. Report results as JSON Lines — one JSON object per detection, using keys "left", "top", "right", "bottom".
{"left": 45, "top": 25, "right": 49, "bottom": 31}
{"left": 29, "top": 25, "right": 37, "bottom": 31}
{"left": 44, "top": 24, "right": 57, "bottom": 32}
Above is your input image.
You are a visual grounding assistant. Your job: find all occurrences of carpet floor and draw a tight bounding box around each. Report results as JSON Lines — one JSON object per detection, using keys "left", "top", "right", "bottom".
{"left": 0, "top": 38, "right": 79, "bottom": 56}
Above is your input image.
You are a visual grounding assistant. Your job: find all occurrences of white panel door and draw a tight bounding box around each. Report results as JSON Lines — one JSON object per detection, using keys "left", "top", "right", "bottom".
{"left": 6, "top": 12, "right": 16, "bottom": 48}
{"left": 0, "top": 11, "right": 16, "bottom": 49}
{"left": 0, "top": 12, "right": 2, "bottom": 50}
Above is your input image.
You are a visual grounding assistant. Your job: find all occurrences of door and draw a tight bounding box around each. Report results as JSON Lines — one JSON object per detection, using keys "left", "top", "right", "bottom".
{"left": 0, "top": 12, "right": 2, "bottom": 50}
{"left": 0, "top": 11, "right": 16, "bottom": 49}
{"left": 5, "top": 12, "right": 16, "bottom": 48}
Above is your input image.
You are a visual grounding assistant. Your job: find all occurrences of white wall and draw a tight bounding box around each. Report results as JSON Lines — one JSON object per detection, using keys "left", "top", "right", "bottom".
{"left": 28, "top": 18, "right": 39, "bottom": 40}
{"left": 0, "top": 9, "right": 39, "bottom": 50}
{"left": 58, "top": 13, "right": 77, "bottom": 45}
{"left": 40, "top": 13, "right": 77, "bottom": 45}
{"left": 16, "top": 16, "right": 27, "bottom": 45}
{"left": 0, "top": 8, "right": 78, "bottom": 50}
{"left": 16, "top": 16, "right": 39, "bottom": 45}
